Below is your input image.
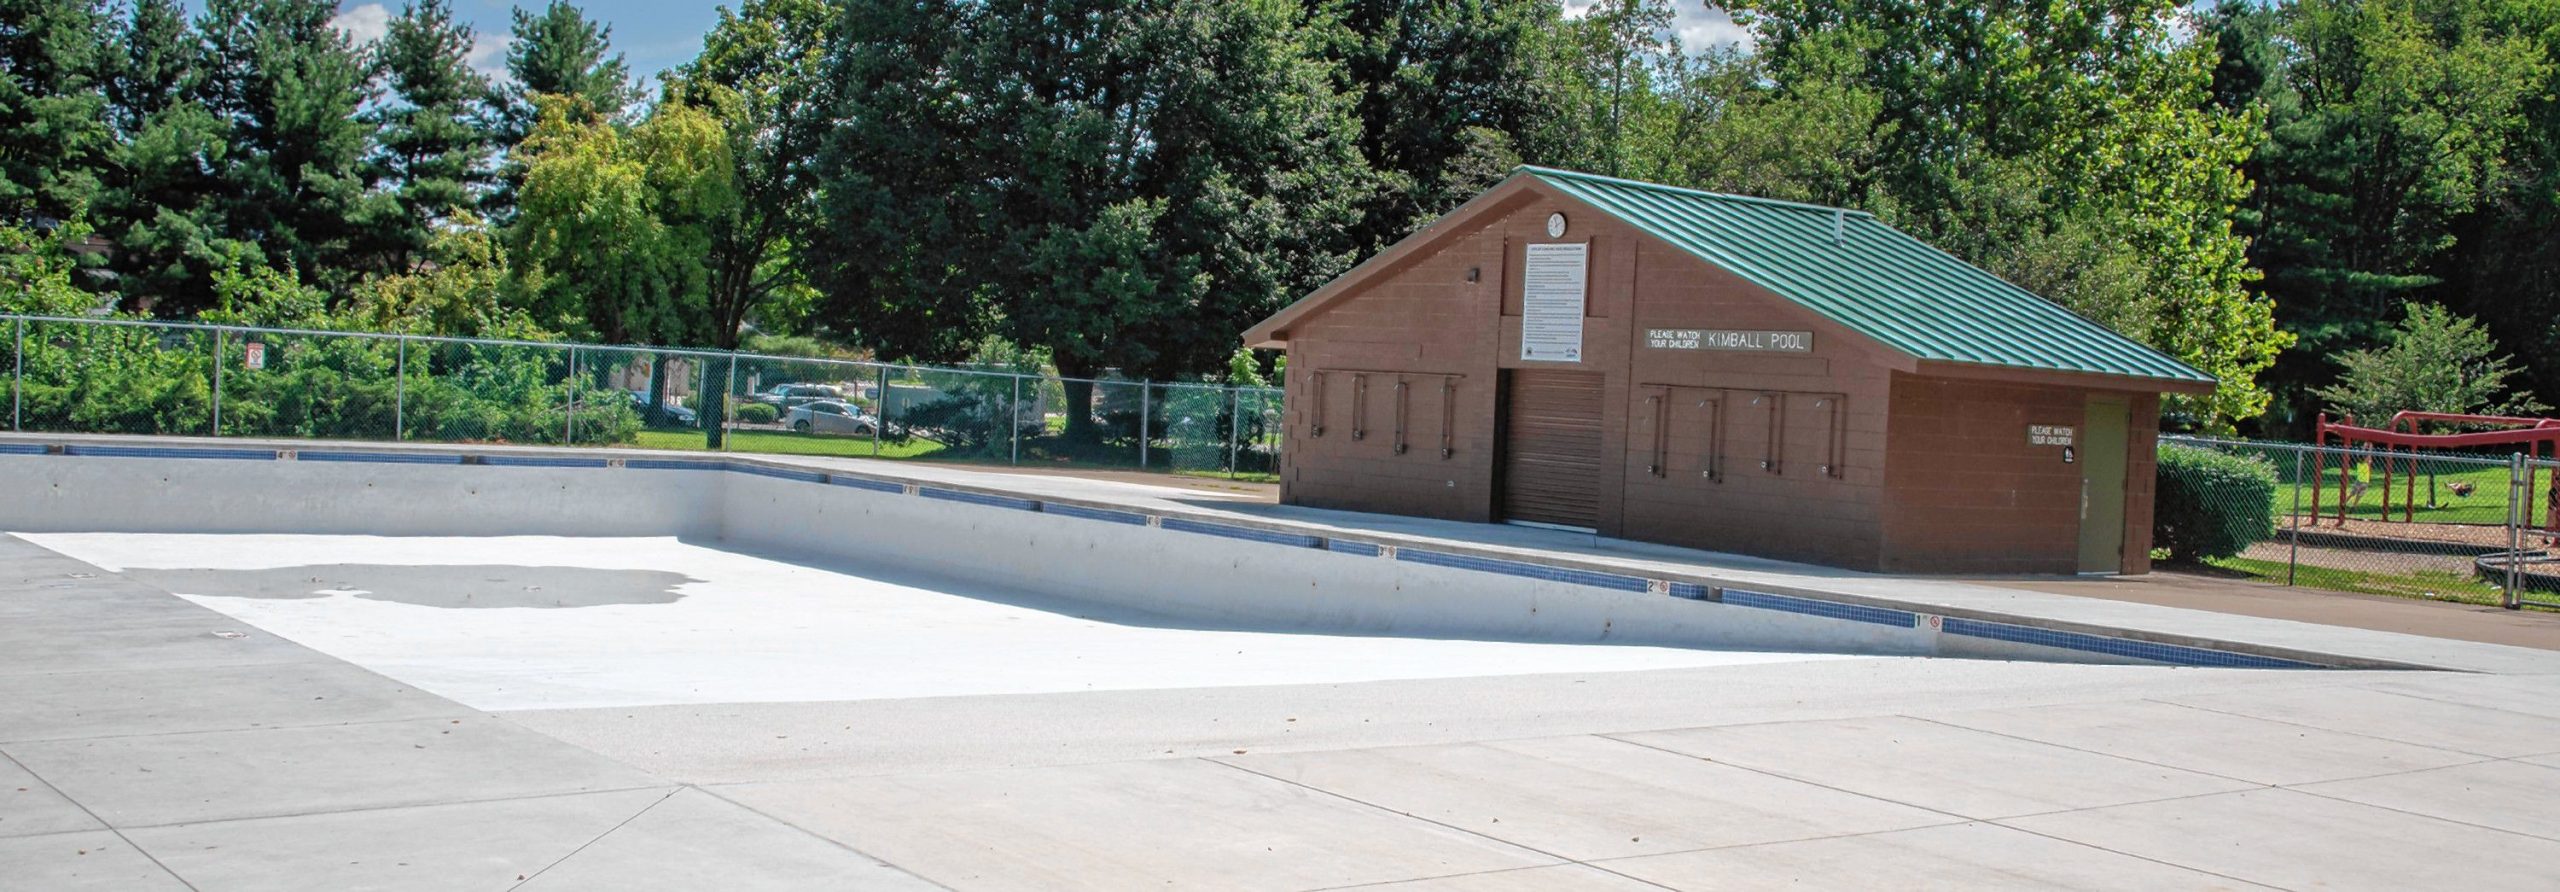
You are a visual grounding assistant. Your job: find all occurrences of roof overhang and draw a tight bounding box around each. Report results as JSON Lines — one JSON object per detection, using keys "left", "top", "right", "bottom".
{"left": 1911, "top": 359, "right": 2217, "bottom": 396}
{"left": 1243, "top": 175, "right": 1546, "bottom": 349}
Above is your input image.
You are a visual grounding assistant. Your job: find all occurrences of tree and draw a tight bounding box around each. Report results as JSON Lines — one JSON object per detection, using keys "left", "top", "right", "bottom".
{"left": 1311, "top": 0, "right": 1577, "bottom": 246}
{"left": 93, "top": 0, "right": 258, "bottom": 313}
{"left": 1733, "top": 0, "right": 2285, "bottom": 428}
{"left": 1563, "top": 0, "right": 1676, "bottom": 178}
{"left": 490, "top": 1, "right": 638, "bottom": 222}
{"left": 2216, "top": 0, "right": 2547, "bottom": 431}
{"left": 665, "top": 0, "right": 831, "bottom": 351}
{"left": 192, "top": 0, "right": 386, "bottom": 292}
{"left": 0, "top": 0, "right": 112, "bottom": 223}
{"left": 805, "top": 0, "right": 1377, "bottom": 441}
{"left": 510, "top": 97, "right": 726, "bottom": 346}
{"left": 364, "top": 0, "right": 494, "bottom": 272}
{"left": 2312, "top": 302, "right": 2545, "bottom": 423}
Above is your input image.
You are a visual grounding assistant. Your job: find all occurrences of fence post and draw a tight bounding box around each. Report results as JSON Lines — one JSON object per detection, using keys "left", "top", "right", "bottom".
{"left": 2511, "top": 452, "right": 2528, "bottom": 610}
{"left": 11, "top": 317, "right": 21, "bottom": 431}
{"left": 2288, "top": 449, "right": 2304, "bottom": 586}
{"left": 564, "top": 346, "right": 579, "bottom": 444}
{"left": 723, "top": 354, "right": 738, "bottom": 453}
{"left": 1139, "top": 382, "right": 1151, "bottom": 469}
{"left": 1011, "top": 374, "right": 1022, "bottom": 465}
{"left": 873, "top": 365, "right": 887, "bottom": 458}
{"left": 210, "top": 329, "right": 223, "bottom": 437}
{"left": 1229, "top": 387, "right": 1241, "bottom": 479}
{"left": 394, "top": 336, "right": 406, "bottom": 441}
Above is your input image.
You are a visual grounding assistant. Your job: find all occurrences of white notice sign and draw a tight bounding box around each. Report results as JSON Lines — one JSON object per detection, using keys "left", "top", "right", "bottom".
{"left": 1520, "top": 243, "right": 1588, "bottom": 362}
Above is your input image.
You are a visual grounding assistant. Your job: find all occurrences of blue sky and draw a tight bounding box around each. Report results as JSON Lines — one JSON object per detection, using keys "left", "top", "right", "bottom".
{"left": 316, "top": 2, "right": 1751, "bottom": 90}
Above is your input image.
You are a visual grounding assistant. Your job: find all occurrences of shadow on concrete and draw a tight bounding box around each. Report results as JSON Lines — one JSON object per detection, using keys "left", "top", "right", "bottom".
{"left": 1162, "top": 498, "right": 1872, "bottom": 579}
{"left": 124, "top": 565, "right": 703, "bottom": 609}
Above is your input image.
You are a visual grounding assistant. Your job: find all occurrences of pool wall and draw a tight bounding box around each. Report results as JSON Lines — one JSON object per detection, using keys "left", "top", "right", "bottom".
{"left": 0, "top": 440, "right": 2341, "bottom": 668}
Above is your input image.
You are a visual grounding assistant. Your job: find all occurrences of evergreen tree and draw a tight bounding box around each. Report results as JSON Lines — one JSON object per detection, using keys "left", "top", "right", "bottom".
{"left": 490, "top": 0, "right": 637, "bottom": 221}
{"left": 93, "top": 0, "right": 253, "bottom": 313}
{"left": 2220, "top": 0, "right": 2545, "bottom": 433}
{"left": 366, "top": 0, "right": 493, "bottom": 271}
{"left": 0, "top": 0, "right": 112, "bottom": 224}
{"left": 193, "top": 0, "right": 386, "bottom": 292}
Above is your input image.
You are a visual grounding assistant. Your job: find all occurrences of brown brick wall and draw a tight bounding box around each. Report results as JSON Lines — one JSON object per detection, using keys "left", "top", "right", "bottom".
{"left": 1276, "top": 191, "right": 2168, "bottom": 575}
{"left": 1877, "top": 374, "right": 2162, "bottom": 574}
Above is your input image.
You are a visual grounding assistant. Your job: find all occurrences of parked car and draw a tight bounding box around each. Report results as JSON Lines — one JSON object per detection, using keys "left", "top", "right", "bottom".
{"left": 753, "top": 383, "right": 847, "bottom": 409}
{"left": 627, "top": 390, "right": 697, "bottom": 425}
{"left": 785, "top": 400, "right": 878, "bottom": 437}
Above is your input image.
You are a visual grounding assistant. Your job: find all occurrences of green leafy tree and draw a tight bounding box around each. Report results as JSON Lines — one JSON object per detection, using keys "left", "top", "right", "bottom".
{"left": 1312, "top": 0, "right": 1577, "bottom": 245}
{"left": 2214, "top": 0, "right": 2546, "bottom": 431}
{"left": 665, "top": 0, "right": 830, "bottom": 351}
{"left": 2312, "top": 302, "right": 2546, "bottom": 423}
{"left": 808, "top": 0, "right": 1376, "bottom": 441}
{"left": 0, "top": 0, "right": 111, "bottom": 223}
{"left": 488, "top": 1, "right": 638, "bottom": 224}
{"left": 1733, "top": 0, "right": 2285, "bottom": 428}
{"left": 0, "top": 216, "right": 103, "bottom": 315}
{"left": 510, "top": 97, "right": 727, "bottom": 346}
{"left": 364, "top": 0, "right": 494, "bottom": 271}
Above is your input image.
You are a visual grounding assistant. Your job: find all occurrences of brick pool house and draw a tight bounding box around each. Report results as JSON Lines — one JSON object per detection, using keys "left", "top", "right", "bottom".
{"left": 1242, "top": 167, "right": 2216, "bottom": 575}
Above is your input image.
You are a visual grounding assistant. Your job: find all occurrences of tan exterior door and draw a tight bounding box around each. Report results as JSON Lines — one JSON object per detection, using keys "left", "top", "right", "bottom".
{"left": 2078, "top": 395, "right": 2130, "bottom": 572}
{"left": 1500, "top": 370, "right": 1606, "bottom": 530}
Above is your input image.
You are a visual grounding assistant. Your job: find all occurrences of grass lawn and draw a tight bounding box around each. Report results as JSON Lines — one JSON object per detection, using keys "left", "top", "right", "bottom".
{"left": 2275, "top": 462, "right": 2551, "bottom": 526}
{"left": 629, "top": 428, "right": 947, "bottom": 459}
{"left": 2205, "top": 555, "right": 2509, "bottom": 606}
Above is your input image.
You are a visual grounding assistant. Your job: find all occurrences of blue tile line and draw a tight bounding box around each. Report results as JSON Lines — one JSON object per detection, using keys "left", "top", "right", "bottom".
{"left": 62, "top": 444, "right": 275, "bottom": 461}
{"left": 480, "top": 455, "right": 608, "bottom": 468}
{"left": 825, "top": 474, "right": 906, "bottom": 494}
{"left": 1043, "top": 503, "right": 1149, "bottom": 525}
{"left": 920, "top": 487, "right": 1040, "bottom": 511}
{"left": 1325, "top": 539, "right": 1383, "bottom": 557}
{"left": 297, "top": 451, "right": 464, "bottom": 465}
{"left": 1722, "top": 588, "right": 1917, "bottom": 628}
{"left": 621, "top": 458, "right": 728, "bottom": 472}
{"left": 1161, "top": 516, "right": 1325, "bottom": 549}
{"left": 1393, "top": 548, "right": 1651, "bottom": 592}
{"left": 0, "top": 443, "right": 49, "bottom": 455}
{"left": 1940, "top": 617, "right": 2319, "bottom": 669}
{"left": 1666, "top": 581, "right": 1712, "bottom": 600}
{"left": 728, "top": 463, "right": 827, "bottom": 483}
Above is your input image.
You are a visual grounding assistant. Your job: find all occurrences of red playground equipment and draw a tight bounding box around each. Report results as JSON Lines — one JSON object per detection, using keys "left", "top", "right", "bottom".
{"left": 2312, "top": 411, "right": 2559, "bottom": 532}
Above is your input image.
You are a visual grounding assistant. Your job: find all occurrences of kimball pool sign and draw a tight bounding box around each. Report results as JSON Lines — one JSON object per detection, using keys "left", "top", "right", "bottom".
{"left": 1645, "top": 329, "right": 1813, "bottom": 353}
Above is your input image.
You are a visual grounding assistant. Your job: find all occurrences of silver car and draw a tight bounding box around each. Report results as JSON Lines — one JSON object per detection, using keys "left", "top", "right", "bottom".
{"left": 785, "top": 400, "right": 878, "bottom": 436}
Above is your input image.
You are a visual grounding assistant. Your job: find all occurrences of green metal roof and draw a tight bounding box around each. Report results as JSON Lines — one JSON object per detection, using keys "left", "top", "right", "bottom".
{"left": 1521, "top": 166, "right": 2213, "bottom": 385}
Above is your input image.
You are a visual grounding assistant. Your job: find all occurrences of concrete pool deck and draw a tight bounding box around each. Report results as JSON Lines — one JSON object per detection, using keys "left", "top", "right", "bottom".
{"left": 8, "top": 532, "right": 2560, "bottom": 890}
{"left": 5, "top": 433, "right": 2560, "bottom": 889}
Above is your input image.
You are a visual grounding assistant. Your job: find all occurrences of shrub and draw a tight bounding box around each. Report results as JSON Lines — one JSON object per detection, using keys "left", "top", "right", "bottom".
{"left": 2154, "top": 443, "right": 2279, "bottom": 563}
{"left": 736, "top": 402, "right": 779, "bottom": 424}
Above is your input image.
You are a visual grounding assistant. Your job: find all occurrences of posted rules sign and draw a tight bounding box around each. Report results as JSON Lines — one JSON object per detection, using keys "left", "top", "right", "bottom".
{"left": 1520, "top": 242, "right": 1588, "bottom": 362}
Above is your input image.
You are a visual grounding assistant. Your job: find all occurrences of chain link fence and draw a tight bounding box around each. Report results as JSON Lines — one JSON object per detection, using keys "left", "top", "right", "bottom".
{"left": 3, "top": 313, "right": 1282, "bottom": 481}
{"left": 2160, "top": 434, "right": 2558, "bottom": 610}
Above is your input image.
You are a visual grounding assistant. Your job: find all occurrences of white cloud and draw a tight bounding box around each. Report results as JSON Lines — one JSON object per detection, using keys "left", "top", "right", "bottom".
{"left": 1560, "top": 2, "right": 1756, "bottom": 52}
{"left": 470, "top": 32, "right": 515, "bottom": 83}
{"left": 331, "top": 2, "right": 392, "bottom": 46}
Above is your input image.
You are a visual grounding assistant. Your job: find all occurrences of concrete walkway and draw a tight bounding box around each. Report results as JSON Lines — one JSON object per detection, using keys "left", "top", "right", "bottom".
{"left": 9, "top": 529, "right": 2560, "bottom": 890}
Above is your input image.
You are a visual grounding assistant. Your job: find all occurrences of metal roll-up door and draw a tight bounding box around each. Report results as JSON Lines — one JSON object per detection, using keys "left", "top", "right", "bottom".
{"left": 1500, "top": 370, "right": 1606, "bottom": 529}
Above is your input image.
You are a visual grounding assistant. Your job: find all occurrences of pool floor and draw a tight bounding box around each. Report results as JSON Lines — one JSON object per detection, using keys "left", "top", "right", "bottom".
{"left": 18, "top": 532, "right": 1869, "bottom": 711}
